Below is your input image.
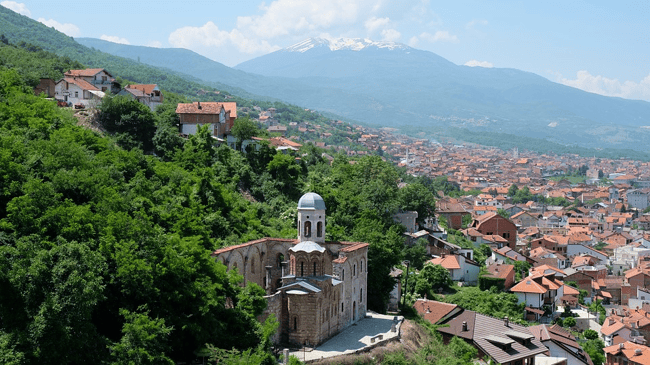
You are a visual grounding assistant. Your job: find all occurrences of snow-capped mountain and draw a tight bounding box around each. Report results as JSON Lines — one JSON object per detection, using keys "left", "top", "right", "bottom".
{"left": 285, "top": 37, "right": 409, "bottom": 53}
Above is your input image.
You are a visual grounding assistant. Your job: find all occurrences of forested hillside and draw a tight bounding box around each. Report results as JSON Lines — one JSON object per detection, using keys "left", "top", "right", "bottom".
{"left": 0, "top": 34, "right": 436, "bottom": 363}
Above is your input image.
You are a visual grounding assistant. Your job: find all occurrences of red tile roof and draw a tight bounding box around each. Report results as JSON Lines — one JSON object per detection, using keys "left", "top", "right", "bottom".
{"left": 64, "top": 68, "right": 110, "bottom": 77}
{"left": 510, "top": 277, "right": 548, "bottom": 294}
{"left": 428, "top": 255, "right": 461, "bottom": 270}
{"left": 413, "top": 299, "right": 458, "bottom": 324}
{"left": 62, "top": 77, "right": 99, "bottom": 91}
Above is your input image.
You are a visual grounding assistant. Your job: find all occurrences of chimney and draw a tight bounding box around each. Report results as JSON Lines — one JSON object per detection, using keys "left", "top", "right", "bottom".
{"left": 504, "top": 316, "right": 509, "bottom": 327}
{"left": 197, "top": 101, "right": 202, "bottom": 109}
{"left": 462, "top": 321, "right": 468, "bottom": 332}
{"left": 609, "top": 318, "right": 615, "bottom": 326}
{"left": 636, "top": 348, "right": 643, "bottom": 356}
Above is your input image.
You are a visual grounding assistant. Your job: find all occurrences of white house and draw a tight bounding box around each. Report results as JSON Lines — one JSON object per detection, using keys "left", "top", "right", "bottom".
{"left": 54, "top": 77, "right": 104, "bottom": 108}
{"left": 427, "top": 254, "right": 480, "bottom": 285}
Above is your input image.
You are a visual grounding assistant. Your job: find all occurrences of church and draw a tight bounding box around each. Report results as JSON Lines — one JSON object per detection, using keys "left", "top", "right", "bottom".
{"left": 212, "top": 192, "right": 369, "bottom": 347}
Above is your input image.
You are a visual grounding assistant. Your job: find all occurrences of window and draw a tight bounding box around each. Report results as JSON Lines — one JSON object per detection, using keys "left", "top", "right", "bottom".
{"left": 342, "top": 269, "right": 345, "bottom": 280}
{"left": 75, "top": 91, "right": 79, "bottom": 98}
{"left": 503, "top": 232, "right": 510, "bottom": 239}
{"left": 317, "top": 221, "right": 323, "bottom": 237}
{"left": 300, "top": 262, "right": 304, "bottom": 277}
{"left": 293, "top": 317, "right": 297, "bottom": 331}
{"left": 277, "top": 253, "right": 284, "bottom": 268}
{"left": 304, "top": 221, "right": 311, "bottom": 237}
{"left": 353, "top": 264, "right": 356, "bottom": 276}
{"left": 360, "top": 288, "right": 363, "bottom": 303}
{"left": 341, "top": 302, "right": 344, "bottom": 312}
{"left": 313, "top": 262, "right": 317, "bottom": 276}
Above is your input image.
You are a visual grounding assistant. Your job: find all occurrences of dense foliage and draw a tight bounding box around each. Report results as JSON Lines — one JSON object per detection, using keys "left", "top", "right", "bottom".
{"left": 0, "top": 33, "right": 435, "bottom": 361}
{"left": 443, "top": 287, "right": 527, "bottom": 324}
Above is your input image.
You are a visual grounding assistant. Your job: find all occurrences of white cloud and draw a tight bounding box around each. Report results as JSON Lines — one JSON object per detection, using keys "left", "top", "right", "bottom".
{"left": 147, "top": 41, "right": 162, "bottom": 48}
{"left": 169, "top": 21, "right": 280, "bottom": 58}
{"left": 364, "top": 16, "right": 390, "bottom": 34}
{"left": 466, "top": 19, "right": 488, "bottom": 29}
{"left": 418, "top": 30, "right": 458, "bottom": 43}
{"left": 236, "top": 0, "right": 364, "bottom": 39}
{"left": 100, "top": 35, "right": 130, "bottom": 45}
{"left": 37, "top": 18, "right": 80, "bottom": 37}
{"left": 557, "top": 70, "right": 650, "bottom": 102}
{"left": 380, "top": 28, "right": 401, "bottom": 42}
{"left": 408, "top": 36, "right": 419, "bottom": 48}
{"left": 1, "top": 1, "right": 29, "bottom": 16}
{"left": 464, "top": 60, "right": 493, "bottom": 68}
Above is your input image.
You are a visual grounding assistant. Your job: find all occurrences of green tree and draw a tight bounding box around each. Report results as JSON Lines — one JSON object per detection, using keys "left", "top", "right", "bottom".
{"left": 402, "top": 238, "right": 428, "bottom": 270}
{"left": 231, "top": 117, "right": 259, "bottom": 151}
{"left": 109, "top": 308, "right": 175, "bottom": 365}
{"left": 414, "top": 263, "right": 452, "bottom": 298}
{"left": 582, "top": 338, "right": 605, "bottom": 365}
{"left": 398, "top": 182, "right": 436, "bottom": 223}
{"left": 97, "top": 95, "right": 157, "bottom": 151}
{"left": 563, "top": 317, "right": 576, "bottom": 328}
{"left": 508, "top": 184, "right": 519, "bottom": 197}
{"left": 583, "top": 329, "right": 598, "bottom": 340}
{"left": 497, "top": 208, "right": 511, "bottom": 219}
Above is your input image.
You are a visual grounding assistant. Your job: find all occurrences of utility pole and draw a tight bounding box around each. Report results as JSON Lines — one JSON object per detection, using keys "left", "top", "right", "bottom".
{"left": 402, "top": 260, "right": 410, "bottom": 307}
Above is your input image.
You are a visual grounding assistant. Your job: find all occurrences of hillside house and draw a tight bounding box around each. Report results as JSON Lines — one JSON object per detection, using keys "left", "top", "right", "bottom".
{"left": 54, "top": 77, "right": 104, "bottom": 108}
{"left": 118, "top": 84, "right": 164, "bottom": 111}
{"left": 470, "top": 212, "right": 517, "bottom": 249}
{"left": 176, "top": 101, "right": 237, "bottom": 139}
{"left": 427, "top": 254, "right": 480, "bottom": 285}
{"left": 63, "top": 68, "right": 119, "bottom": 93}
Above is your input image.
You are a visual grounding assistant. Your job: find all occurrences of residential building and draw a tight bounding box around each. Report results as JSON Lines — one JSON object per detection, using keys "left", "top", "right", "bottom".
{"left": 176, "top": 101, "right": 237, "bottom": 138}
{"left": 470, "top": 212, "right": 517, "bottom": 249}
{"left": 528, "top": 324, "right": 594, "bottom": 365}
{"left": 427, "top": 254, "right": 480, "bottom": 285}
{"left": 118, "top": 84, "right": 164, "bottom": 111}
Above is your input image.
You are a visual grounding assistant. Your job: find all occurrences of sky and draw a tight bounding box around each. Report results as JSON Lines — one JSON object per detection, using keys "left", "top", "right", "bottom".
{"left": 3, "top": 0, "right": 650, "bottom": 102}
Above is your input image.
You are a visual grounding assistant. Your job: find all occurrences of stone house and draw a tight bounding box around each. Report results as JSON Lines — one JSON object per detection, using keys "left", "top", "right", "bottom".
{"left": 212, "top": 193, "right": 368, "bottom": 347}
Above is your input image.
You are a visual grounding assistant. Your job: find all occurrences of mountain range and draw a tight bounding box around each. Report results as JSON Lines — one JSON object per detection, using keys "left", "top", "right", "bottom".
{"left": 77, "top": 36, "right": 650, "bottom": 151}
{"left": 1, "top": 2, "right": 649, "bottom": 153}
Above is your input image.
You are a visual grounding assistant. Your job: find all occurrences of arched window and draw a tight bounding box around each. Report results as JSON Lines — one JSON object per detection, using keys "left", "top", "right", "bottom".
{"left": 341, "top": 302, "right": 344, "bottom": 312}
{"left": 361, "top": 260, "right": 364, "bottom": 273}
{"left": 293, "top": 317, "right": 297, "bottom": 331}
{"left": 317, "top": 221, "right": 323, "bottom": 237}
{"left": 300, "top": 262, "right": 304, "bottom": 277}
{"left": 353, "top": 264, "right": 356, "bottom": 276}
{"left": 342, "top": 269, "right": 345, "bottom": 280}
{"left": 360, "top": 288, "right": 363, "bottom": 303}
{"left": 304, "top": 221, "right": 311, "bottom": 237}
{"left": 313, "top": 262, "right": 317, "bottom": 276}
{"left": 277, "top": 253, "right": 284, "bottom": 269}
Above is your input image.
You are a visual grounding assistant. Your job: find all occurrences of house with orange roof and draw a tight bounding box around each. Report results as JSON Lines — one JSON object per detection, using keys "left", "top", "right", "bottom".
{"left": 604, "top": 341, "right": 650, "bottom": 364}
{"left": 54, "top": 77, "right": 105, "bottom": 108}
{"left": 510, "top": 271, "right": 564, "bottom": 321}
{"left": 427, "top": 253, "right": 480, "bottom": 285}
{"left": 528, "top": 324, "right": 594, "bottom": 365}
{"left": 176, "top": 101, "right": 237, "bottom": 139}
{"left": 471, "top": 212, "right": 517, "bottom": 249}
{"left": 485, "top": 262, "right": 516, "bottom": 290}
{"left": 63, "top": 68, "right": 119, "bottom": 93}
{"left": 119, "top": 84, "right": 163, "bottom": 111}
{"left": 601, "top": 319, "right": 633, "bottom": 347}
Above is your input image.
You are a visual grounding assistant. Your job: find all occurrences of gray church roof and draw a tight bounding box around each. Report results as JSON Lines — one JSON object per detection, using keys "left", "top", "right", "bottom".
{"left": 290, "top": 241, "right": 326, "bottom": 253}
{"left": 298, "top": 192, "right": 326, "bottom": 211}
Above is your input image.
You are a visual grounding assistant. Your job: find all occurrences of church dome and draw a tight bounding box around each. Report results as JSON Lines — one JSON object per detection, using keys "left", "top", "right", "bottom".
{"left": 289, "top": 241, "right": 326, "bottom": 253}
{"left": 297, "top": 192, "right": 326, "bottom": 211}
